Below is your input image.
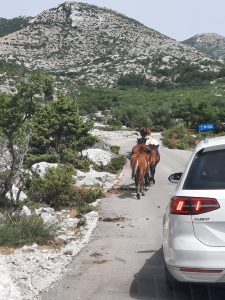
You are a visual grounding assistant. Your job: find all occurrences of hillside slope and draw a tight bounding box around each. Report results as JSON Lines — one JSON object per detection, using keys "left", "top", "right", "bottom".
{"left": 0, "top": 2, "right": 222, "bottom": 88}
{"left": 182, "top": 33, "right": 225, "bottom": 60}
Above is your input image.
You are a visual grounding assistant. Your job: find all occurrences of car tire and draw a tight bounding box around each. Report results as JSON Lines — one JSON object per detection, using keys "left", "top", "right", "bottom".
{"left": 165, "top": 264, "right": 189, "bottom": 290}
{"left": 165, "top": 264, "right": 175, "bottom": 289}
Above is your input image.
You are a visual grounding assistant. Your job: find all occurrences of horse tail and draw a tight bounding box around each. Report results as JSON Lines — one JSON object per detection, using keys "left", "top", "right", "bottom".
{"left": 131, "top": 157, "right": 138, "bottom": 178}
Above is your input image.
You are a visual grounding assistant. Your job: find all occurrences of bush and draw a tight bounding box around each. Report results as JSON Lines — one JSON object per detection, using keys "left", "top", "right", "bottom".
{"left": 107, "top": 155, "right": 126, "bottom": 173}
{"left": 162, "top": 126, "right": 197, "bottom": 150}
{"left": 110, "top": 145, "right": 120, "bottom": 155}
{"left": 59, "top": 148, "right": 78, "bottom": 165}
{"left": 0, "top": 215, "right": 56, "bottom": 247}
{"left": 75, "top": 186, "right": 104, "bottom": 204}
{"left": 60, "top": 148, "right": 90, "bottom": 171}
{"left": 93, "top": 155, "right": 126, "bottom": 174}
{"left": 28, "top": 165, "right": 77, "bottom": 207}
{"left": 77, "top": 203, "right": 95, "bottom": 217}
{"left": 73, "top": 158, "right": 90, "bottom": 172}
{"left": 25, "top": 153, "right": 59, "bottom": 168}
{"left": 77, "top": 216, "right": 86, "bottom": 227}
{"left": 15, "top": 200, "right": 47, "bottom": 212}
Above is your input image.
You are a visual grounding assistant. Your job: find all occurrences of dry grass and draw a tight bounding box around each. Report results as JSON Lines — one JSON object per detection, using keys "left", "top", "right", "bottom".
{"left": 0, "top": 247, "right": 15, "bottom": 255}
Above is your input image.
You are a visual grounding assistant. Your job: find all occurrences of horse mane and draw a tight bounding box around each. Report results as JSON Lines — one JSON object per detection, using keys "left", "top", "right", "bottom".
{"left": 137, "top": 137, "right": 147, "bottom": 144}
{"left": 149, "top": 144, "right": 159, "bottom": 150}
{"left": 138, "top": 144, "right": 151, "bottom": 154}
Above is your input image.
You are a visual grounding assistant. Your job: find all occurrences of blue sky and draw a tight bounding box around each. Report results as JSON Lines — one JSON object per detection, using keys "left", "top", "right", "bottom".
{"left": 1, "top": 0, "right": 225, "bottom": 41}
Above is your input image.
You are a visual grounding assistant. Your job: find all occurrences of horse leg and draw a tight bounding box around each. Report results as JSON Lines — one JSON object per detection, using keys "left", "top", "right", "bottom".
{"left": 144, "top": 172, "right": 149, "bottom": 188}
{"left": 150, "top": 165, "right": 156, "bottom": 184}
{"left": 141, "top": 180, "right": 145, "bottom": 196}
{"left": 136, "top": 177, "right": 141, "bottom": 199}
{"left": 144, "top": 167, "right": 150, "bottom": 188}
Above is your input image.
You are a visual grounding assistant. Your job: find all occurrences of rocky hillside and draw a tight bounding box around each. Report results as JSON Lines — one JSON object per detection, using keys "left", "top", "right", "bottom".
{"left": 182, "top": 33, "right": 225, "bottom": 60}
{"left": 0, "top": 2, "right": 222, "bottom": 89}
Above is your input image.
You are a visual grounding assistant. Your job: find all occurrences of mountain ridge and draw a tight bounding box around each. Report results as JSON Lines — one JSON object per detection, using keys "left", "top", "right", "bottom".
{"left": 182, "top": 33, "right": 225, "bottom": 60}
{"left": 0, "top": 2, "right": 223, "bottom": 90}
{"left": 0, "top": 16, "right": 32, "bottom": 38}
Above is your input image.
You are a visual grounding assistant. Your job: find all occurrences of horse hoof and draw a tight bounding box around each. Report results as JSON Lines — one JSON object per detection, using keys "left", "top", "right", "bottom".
{"left": 137, "top": 194, "right": 140, "bottom": 199}
{"left": 142, "top": 193, "right": 145, "bottom": 196}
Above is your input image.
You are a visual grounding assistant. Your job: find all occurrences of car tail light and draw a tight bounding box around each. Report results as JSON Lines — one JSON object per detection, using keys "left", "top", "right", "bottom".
{"left": 170, "top": 196, "right": 220, "bottom": 215}
{"left": 180, "top": 268, "right": 223, "bottom": 273}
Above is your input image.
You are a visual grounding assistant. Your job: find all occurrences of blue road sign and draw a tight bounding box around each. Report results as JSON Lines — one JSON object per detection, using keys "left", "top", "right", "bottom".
{"left": 197, "top": 123, "right": 216, "bottom": 132}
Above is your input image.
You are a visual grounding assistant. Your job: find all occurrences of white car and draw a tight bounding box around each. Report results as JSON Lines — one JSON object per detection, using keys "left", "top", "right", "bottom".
{"left": 163, "top": 136, "right": 225, "bottom": 285}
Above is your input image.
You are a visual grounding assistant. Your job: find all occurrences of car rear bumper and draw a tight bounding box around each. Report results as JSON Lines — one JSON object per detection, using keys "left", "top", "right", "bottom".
{"left": 163, "top": 237, "right": 225, "bottom": 283}
{"left": 166, "top": 264, "right": 225, "bottom": 283}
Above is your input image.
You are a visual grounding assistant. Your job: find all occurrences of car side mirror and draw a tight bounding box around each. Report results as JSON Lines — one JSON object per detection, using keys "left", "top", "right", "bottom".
{"left": 168, "top": 172, "right": 182, "bottom": 183}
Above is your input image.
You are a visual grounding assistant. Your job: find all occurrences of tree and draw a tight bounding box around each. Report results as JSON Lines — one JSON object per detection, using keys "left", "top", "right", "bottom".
{"left": 150, "top": 107, "right": 174, "bottom": 130}
{"left": 0, "top": 72, "right": 54, "bottom": 205}
{"left": 17, "top": 70, "right": 54, "bottom": 103}
{"left": 0, "top": 94, "right": 30, "bottom": 204}
{"left": 172, "top": 100, "right": 197, "bottom": 128}
{"left": 29, "top": 96, "right": 96, "bottom": 160}
{"left": 111, "top": 106, "right": 152, "bottom": 129}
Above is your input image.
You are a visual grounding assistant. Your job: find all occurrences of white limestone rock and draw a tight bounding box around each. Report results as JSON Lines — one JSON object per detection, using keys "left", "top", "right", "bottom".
{"left": 60, "top": 217, "right": 79, "bottom": 228}
{"left": 19, "top": 206, "right": 31, "bottom": 217}
{"left": 34, "top": 207, "right": 58, "bottom": 225}
{"left": 76, "top": 169, "right": 116, "bottom": 190}
{"left": 82, "top": 149, "right": 113, "bottom": 166}
{"left": 6, "top": 185, "right": 27, "bottom": 202}
{"left": 31, "top": 162, "right": 58, "bottom": 177}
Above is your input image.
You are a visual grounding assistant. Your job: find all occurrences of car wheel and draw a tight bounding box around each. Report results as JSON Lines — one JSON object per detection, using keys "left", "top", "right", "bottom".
{"left": 165, "top": 264, "right": 174, "bottom": 289}
{"left": 165, "top": 264, "right": 189, "bottom": 290}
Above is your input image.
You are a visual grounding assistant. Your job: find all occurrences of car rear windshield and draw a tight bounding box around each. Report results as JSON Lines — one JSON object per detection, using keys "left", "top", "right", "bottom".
{"left": 183, "top": 148, "right": 225, "bottom": 190}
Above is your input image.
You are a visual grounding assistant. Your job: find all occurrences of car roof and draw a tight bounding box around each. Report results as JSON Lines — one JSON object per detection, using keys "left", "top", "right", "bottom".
{"left": 195, "top": 136, "right": 225, "bottom": 153}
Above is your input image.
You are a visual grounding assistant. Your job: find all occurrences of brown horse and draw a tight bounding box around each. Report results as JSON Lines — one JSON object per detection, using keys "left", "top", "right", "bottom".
{"left": 131, "top": 137, "right": 152, "bottom": 188}
{"left": 149, "top": 144, "right": 160, "bottom": 184}
{"left": 132, "top": 138, "right": 149, "bottom": 155}
{"left": 130, "top": 152, "right": 151, "bottom": 199}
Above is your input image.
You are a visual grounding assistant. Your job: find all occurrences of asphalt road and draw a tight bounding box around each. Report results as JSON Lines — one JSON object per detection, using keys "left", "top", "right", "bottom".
{"left": 40, "top": 133, "right": 225, "bottom": 300}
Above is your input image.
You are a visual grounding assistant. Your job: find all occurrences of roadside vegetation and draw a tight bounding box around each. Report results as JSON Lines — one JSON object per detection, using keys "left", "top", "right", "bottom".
{"left": 74, "top": 80, "right": 225, "bottom": 130}
{"left": 0, "top": 71, "right": 108, "bottom": 247}
{"left": 72, "top": 75, "right": 225, "bottom": 149}
{"left": 1, "top": 64, "right": 225, "bottom": 246}
{"left": 0, "top": 215, "right": 56, "bottom": 247}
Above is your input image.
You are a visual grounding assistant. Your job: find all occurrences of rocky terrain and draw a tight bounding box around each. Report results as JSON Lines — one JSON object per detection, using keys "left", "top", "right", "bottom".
{"left": 0, "top": 1, "right": 220, "bottom": 91}
{"left": 0, "top": 128, "right": 137, "bottom": 300}
{"left": 182, "top": 33, "right": 225, "bottom": 60}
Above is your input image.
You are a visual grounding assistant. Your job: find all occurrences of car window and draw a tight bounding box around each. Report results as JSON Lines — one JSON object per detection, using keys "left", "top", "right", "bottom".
{"left": 183, "top": 149, "right": 225, "bottom": 190}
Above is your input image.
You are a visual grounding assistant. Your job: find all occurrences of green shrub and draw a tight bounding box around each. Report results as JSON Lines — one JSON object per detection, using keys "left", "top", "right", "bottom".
{"left": 60, "top": 148, "right": 78, "bottom": 165}
{"left": 176, "top": 141, "right": 189, "bottom": 150}
{"left": 60, "top": 148, "right": 90, "bottom": 171}
{"left": 162, "top": 126, "right": 197, "bottom": 150}
{"left": 75, "top": 186, "right": 104, "bottom": 204}
{"left": 28, "top": 165, "right": 77, "bottom": 207}
{"left": 77, "top": 203, "right": 95, "bottom": 217}
{"left": 77, "top": 216, "right": 86, "bottom": 227}
{"left": 25, "top": 153, "right": 59, "bottom": 168}
{"left": 15, "top": 200, "right": 47, "bottom": 212}
{"left": 73, "top": 158, "right": 90, "bottom": 172}
{"left": 110, "top": 145, "right": 120, "bottom": 155}
{"left": 106, "top": 118, "right": 123, "bottom": 128}
{"left": 106, "top": 155, "right": 126, "bottom": 174}
{"left": 92, "top": 155, "right": 126, "bottom": 174}
{"left": 0, "top": 215, "right": 56, "bottom": 247}
{"left": 91, "top": 162, "right": 105, "bottom": 172}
